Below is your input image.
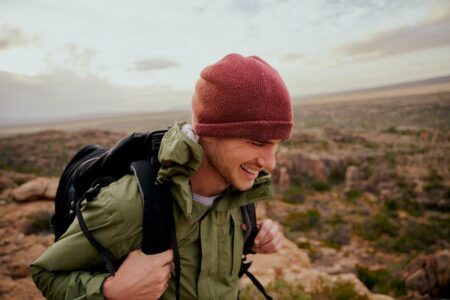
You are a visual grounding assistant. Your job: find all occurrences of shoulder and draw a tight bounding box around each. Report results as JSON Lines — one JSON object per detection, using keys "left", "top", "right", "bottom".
{"left": 88, "top": 175, "right": 143, "bottom": 236}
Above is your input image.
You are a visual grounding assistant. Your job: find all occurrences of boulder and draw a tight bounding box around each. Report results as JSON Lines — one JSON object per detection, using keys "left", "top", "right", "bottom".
{"left": 276, "top": 150, "right": 346, "bottom": 182}
{"left": 402, "top": 250, "right": 450, "bottom": 297}
{"left": 278, "top": 167, "right": 290, "bottom": 189}
{"left": 11, "top": 177, "right": 59, "bottom": 202}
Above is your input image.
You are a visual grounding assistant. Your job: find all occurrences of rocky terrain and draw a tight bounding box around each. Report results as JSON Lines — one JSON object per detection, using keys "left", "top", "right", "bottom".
{"left": 0, "top": 91, "right": 449, "bottom": 299}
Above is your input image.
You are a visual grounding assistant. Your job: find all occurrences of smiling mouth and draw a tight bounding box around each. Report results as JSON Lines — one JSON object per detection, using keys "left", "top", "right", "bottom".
{"left": 240, "top": 165, "right": 259, "bottom": 177}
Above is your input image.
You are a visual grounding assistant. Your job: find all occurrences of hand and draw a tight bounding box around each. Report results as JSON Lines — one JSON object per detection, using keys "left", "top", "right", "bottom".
{"left": 103, "top": 249, "right": 173, "bottom": 300}
{"left": 244, "top": 219, "right": 282, "bottom": 254}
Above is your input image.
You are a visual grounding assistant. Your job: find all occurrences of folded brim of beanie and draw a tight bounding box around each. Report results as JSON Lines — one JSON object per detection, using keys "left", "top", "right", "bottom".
{"left": 193, "top": 120, "right": 293, "bottom": 141}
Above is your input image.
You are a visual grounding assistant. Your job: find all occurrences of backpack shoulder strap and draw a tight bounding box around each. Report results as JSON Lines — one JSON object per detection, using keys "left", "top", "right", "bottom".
{"left": 130, "top": 160, "right": 180, "bottom": 300}
{"left": 239, "top": 203, "right": 273, "bottom": 300}
{"left": 241, "top": 203, "right": 258, "bottom": 254}
{"left": 129, "top": 129, "right": 181, "bottom": 300}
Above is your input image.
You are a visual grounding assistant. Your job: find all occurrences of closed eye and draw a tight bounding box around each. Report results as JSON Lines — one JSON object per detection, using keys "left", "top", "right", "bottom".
{"left": 249, "top": 140, "right": 264, "bottom": 147}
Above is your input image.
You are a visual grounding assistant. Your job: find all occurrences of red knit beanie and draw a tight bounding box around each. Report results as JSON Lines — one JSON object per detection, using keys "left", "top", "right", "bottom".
{"left": 192, "top": 53, "right": 293, "bottom": 141}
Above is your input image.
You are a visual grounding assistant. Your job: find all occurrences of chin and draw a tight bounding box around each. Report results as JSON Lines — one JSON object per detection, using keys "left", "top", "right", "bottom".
{"left": 232, "top": 181, "right": 254, "bottom": 192}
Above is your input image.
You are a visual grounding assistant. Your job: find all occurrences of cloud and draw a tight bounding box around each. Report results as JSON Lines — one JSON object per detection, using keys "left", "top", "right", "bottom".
{"left": 0, "top": 69, "right": 191, "bottom": 125}
{"left": 336, "top": 2, "right": 450, "bottom": 60}
{"left": 42, "top": 44, "right": 98, "bottom": 74}
{"left": 282, "top": 53, "right": 307, "bottom": 62}
{"left": 133, "top": 58, "right": 179, "bottom": 72}
{"left": 318, "top": 0, "right": 422, "bottom": 24}
{"left": 61, "top": 44, "right": 97, "bottom": 69}
{"left": 229, "top": 0, "right": 263, "bottom": 14}
{"left": 0, "top": 24, "right": 37, "bottom": 51}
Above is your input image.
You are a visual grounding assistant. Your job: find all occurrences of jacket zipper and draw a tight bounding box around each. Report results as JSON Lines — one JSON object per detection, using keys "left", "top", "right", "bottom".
{"left": 230, "top": 216, "right": 235, "bottom": 276}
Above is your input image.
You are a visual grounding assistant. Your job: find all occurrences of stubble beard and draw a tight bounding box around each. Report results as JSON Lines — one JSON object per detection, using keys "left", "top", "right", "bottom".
{"left": 205, "top": 145, "right": 232, "bottom": 188}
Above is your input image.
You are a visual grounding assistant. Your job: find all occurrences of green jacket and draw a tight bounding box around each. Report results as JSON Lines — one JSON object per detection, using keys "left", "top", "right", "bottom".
{"left": 30, "top": 122, "right": 272, "bottom": 300}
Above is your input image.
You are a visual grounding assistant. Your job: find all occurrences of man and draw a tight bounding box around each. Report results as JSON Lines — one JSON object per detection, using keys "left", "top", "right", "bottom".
{"left": 30, "top": 53, "right": 293, "bottom": 299}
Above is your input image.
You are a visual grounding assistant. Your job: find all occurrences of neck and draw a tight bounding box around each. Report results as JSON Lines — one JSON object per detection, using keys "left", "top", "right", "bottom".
{"left": 190, "top": 156, "right": 229, "bottom": 197}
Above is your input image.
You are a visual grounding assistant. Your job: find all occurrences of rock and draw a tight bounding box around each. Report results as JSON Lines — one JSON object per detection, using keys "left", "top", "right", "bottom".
{"left": 44, "top": 178, "right": 58, "bottom": 199}
{"left": 277, "top": 150, "right": 346, "bottom": 182}
{"left": 323, "top": 127, "right": 366, "bottom": 144}
{"left": 1, "top": 277, "right": 45, "bottom": 300}
{"left": 0, "top": 176, "right": 16, "bottom": 191}
{"left": 0, "top": 275, "right": 16, "bottom": 295}
{"left": 278, "top": 167, "right": 290, "bottom": 188}
{"left": 345, "top": 165, "right": 360, "bottom": 191}
{"left": 402, "top": 250, "right": 450, "bottom": 297}
{"left": 240, "top": 233, "right": 394, "bottom": 300}
{"left": 0, "top": 170, "right": 36, "bottom": 187}
{"left": 242, "top": 236, "right": 311, "bottom": 286}
{"left": 0, "top": 188, "right": 14, "bottom": 201}
{"left": 0, "top": 201, "right": 53, "bottom": 299}
{"left": 11, "top": 177, "right": 59, "bottom": 202}
{"left": 370, "top": 293, "right": 396, "bottom": 300}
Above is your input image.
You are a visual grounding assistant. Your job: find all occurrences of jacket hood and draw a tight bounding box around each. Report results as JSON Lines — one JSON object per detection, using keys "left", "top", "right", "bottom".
{"left": 157, "top": 122, "right": 272, "bottom": 220}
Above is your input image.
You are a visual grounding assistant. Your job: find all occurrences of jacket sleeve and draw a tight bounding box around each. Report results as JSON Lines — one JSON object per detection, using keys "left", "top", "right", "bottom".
{"left": 30, "top": 176, "right": 143, "bottom": 300}
{"left": 29, "top": 266, "right": 110, "bottom": 300}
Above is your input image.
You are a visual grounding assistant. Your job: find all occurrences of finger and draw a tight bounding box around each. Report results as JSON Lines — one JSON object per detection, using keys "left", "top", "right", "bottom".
{"left": 259, "top": 223, "right": 280, "bottom": 246}
{"left": 256, "top": 236, "right": 282, "bottom": 253}
{"left": 258, "top": 234, "right": 283, "bottom": 253}
{"left": 241, "top": 223, "right": 248, "bottom": 231}
{"left": 259, "top": 229, "right": 282, "bottom": 248}
{"left": 254, "top": 219, "right": 273, "bottom": 245}
{"left": 255, "top": 220, "right": 273, "bottom": 246}
{"left": 154, "top": 249, "right": 174, "bottom": 264}
{"left": 160, "top": 263, "right": 173, "bottom": 277}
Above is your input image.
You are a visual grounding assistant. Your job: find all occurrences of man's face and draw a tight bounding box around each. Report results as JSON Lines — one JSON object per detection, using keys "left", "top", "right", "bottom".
{"left": 201, "top": 137, "right": 280, "bottom": 191}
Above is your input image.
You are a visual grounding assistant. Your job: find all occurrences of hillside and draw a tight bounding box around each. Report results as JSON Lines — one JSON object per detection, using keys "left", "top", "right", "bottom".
{"left": 0, "top": 90, "right": 449, "bottom": 299}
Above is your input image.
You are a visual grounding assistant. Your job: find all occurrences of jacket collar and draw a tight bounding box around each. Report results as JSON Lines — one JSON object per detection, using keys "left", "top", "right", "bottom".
{"left": 157, "top": 122, "right": 272, "bottom": 221}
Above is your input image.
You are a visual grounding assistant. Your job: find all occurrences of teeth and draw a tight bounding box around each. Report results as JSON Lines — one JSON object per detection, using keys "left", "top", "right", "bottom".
{"left": 241, "top": 165, "right": 258, "bottom": 175}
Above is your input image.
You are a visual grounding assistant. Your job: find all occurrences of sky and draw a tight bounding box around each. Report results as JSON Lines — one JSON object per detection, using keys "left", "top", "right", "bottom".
{"left": 1, "top": 0, "right": 450, "bottom": 125}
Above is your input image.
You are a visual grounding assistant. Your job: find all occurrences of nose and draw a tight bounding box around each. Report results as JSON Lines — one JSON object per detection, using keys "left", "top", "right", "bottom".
{"left": 256, "top": 146, "right": 277, "bottom": 172}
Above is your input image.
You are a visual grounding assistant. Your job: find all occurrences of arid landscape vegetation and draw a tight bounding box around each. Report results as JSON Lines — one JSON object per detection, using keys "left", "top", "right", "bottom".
{"left": 0, "top": 84, "right": 449, "bottom": 299}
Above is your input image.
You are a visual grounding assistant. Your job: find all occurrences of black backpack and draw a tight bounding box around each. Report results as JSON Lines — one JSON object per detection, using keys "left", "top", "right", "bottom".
{"left": 51, "top": 129, "right": 272, "bottom": 300}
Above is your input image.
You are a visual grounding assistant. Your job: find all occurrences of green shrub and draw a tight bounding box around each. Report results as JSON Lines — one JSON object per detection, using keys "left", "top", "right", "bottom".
{"left": 286, "top": 209, "right": 321, "bottom": 232}
{"left": 283, "top": 186, "right": 306, "bottom": 204}
{"left": 363, "top": 141, "right": 379, "bottom": 149}
{"left": 325, "top": 224, "right": 351, "bottom": 249}
{"left": 314, "top": 280, "right": 369, "bottom": 300}
{"left": 240, "top": 278, "right": 311, "bottom": 300}
{"left": 407, "top": 144, "right": 429, "bottom": 154}
{"left": 354, "top": 214, "right": 398, "bottom": 241}
{"left": 383, "top": 126, "right": 398, "bottom": 134}
{"left": 383, "top": 199, "right": 398, "bottom": 211}
{"left": 330, "top": 281, "right": 369, "bottom": 300}
{"left": 375, "top": 218, "right": 449, "bottom": 253}
{"left": 24, "top": 210, "right": 53, "bottom": 235}
{"left": 384, "top": 151, "right": 397, "bottom": 167}
{"left": 402, "top": 198, "right": 423, "bottom": 217}
{"left": 423, "top": 169, "right": 444, "bottom": 191}
{"left": 445, "top": 187, "right": 450, "bottom": 200}
{"left": 328, "top": 167, "right": 346, "bottom": 185}
{"left": 356, "top": 265, "right": 406, "bottom": 296}
{"left": 312, "top": 181, "right": 330, "bottom": 192}
{"left": 326, "top": 213, "right": 345, "bottom": 226}
{"left": 241, "top": 278, "right": 370, "bottom": 300}
{"left": 345, "top": 188, "right": 362, "bottom": 202}
{"left": 291, "top": 173, "right": 315, "bottom": 187}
